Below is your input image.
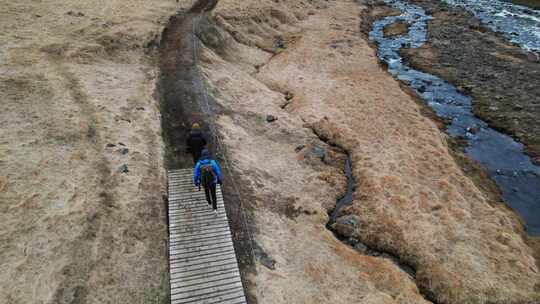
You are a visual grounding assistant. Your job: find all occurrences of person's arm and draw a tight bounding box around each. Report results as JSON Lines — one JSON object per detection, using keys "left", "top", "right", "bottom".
{"left": 193, "top": 161, "right": 201, "bottom": 185}
{"left": 212, "top": 160, "right": 223, "bottom": 184}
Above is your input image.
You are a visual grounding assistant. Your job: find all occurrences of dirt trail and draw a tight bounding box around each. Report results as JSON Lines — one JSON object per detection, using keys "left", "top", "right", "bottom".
{"left": 158, "top": 1, "right": 261, "bottom": 302}
{"left": 159, "top": 0, "right": 223, "bottom": 170}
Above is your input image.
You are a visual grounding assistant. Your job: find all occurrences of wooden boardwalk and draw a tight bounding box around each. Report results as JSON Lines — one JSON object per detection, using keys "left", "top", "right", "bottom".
{"left": 168, "top": 168, "right": 247, "bottom": 304}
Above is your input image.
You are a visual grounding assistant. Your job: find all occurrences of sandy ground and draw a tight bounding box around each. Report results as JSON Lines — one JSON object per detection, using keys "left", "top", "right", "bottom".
{"left": 196, "top": 0, "right": 540, "bottom": 303}
{"left": 0, "top": 1, "right": 188, "bottom": 303}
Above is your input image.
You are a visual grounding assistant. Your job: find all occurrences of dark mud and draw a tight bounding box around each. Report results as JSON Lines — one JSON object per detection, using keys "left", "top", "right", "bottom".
{"left": 158, "top": 2, "right": 258, "bottom": 303}
{"left": 159, "top": 10, "right": 207, "bottom": 169}
{"left": 511, "top": 0, "right": 540, "bottom": 9}
{"left": 364, "top": 0, "right": 540, "bottom": 236}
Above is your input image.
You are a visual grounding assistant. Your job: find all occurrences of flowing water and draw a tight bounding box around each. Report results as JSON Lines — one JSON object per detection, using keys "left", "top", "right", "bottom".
{"left": 443, "top": 0, "right": 540, "bottom": 52}
{"left": 369, "top": 0, "right": 540, "bottom": 234}
{"left": 328, "top": 156, "right": 355, "bottom": 224}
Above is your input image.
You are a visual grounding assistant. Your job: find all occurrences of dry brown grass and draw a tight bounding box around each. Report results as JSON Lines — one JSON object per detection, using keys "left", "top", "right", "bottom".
{"left": 0, "top": 0, "right": 185, "bottom": 303}
{"left": 200, "top": 0, "right": 540, "bottom": 302}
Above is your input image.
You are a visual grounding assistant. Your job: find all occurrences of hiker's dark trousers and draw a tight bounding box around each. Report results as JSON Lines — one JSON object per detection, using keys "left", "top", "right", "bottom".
{"left": 203, "top": 183, "right": 217, "bottom": 210}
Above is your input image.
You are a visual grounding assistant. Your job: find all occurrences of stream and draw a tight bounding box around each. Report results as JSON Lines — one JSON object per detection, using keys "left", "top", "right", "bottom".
{"left": 328, "top": 156, "right": 355, "bottom": 224}
{"left": 326, "top": 155, "right": 418, "bottom": 282}
{"left": 443, "top": 0, "right": 540, "bottom": 52}
{"left": 369, "top": 0, "right": 540, "bottom": 235}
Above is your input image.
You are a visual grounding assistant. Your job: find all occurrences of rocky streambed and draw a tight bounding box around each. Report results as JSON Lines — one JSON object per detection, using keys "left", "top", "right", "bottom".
{"left": 367, "top": 0, "right": 540, "bottom": 235}
{"left": 443, "top": 0, "right": 540, "bottom": 52}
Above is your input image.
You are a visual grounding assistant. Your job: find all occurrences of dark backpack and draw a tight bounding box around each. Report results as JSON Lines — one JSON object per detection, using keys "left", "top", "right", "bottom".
{"left": 200, "top": 163, "right": 215, "bottom": 187}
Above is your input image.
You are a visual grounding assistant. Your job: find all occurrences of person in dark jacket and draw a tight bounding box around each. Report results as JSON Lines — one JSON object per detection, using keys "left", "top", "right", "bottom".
{"left": 186, "top": 123, "right": 207, "bottom": 163}
{"left": 193, "top": 149, "right": 223, "bottom": 214}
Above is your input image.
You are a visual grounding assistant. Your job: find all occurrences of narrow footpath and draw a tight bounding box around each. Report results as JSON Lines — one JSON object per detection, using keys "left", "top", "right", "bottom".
{"left": 167, "top": 169, "right": 247, "bottom": 304}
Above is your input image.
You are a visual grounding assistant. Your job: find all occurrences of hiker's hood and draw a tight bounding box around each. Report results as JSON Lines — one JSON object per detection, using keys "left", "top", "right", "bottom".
{"left": 200, "top": 149, "right": 210, "bottom": 159}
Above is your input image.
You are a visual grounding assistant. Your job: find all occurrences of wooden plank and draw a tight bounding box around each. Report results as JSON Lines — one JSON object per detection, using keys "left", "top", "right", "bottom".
{"left": 169, "top": 205, "right": 225, "bottom": 214}
{"left": 171, "top": 282, "right": 244, "bottom": 302}
{"left": 170, "top": 216, "right": 229, "bottom": 227}
{"left": 171, "top": 276, "right": 242, "bottom": 298}
{"left": 169, "top": 224, "right": 230, "bottom": 236}
{"left": 170, "top": 245, "right": 235, "bottom": 261}
{"left": 170, "top": 227, "right": 231, "bottom": 239}
{"left": 170, "top": 229, "right": 232, "bottom": 242}
{"left": 170, "top": 232, "right": 233, "bottom": 246}
{"left": 170, "top": 270, "right": 240, "bottom": 289}
{"left": 170, "top": 259, "right": 239, "bottom": 277}
{"left": 170, "top": 236, "right": 233, "bottom": 251}
{"left": 169, "top": 212, "right": 228, "bottom": 222}
{"left": 170, "top": 249, "right": 236, "bottom": 265}
{"left": 171, "top": 252, "right": 238, "bottom": 269}
{"left": 171, "top": 288, "right": 244, "bottom": 304}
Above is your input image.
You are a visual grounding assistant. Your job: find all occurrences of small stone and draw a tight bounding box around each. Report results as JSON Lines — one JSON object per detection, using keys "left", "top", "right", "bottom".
{"left": 106, "top": 143, "right": 116, "bottom": 148}
{"left": 354, "top": 242, "right": 368, "bottom": 253}
{"left": 260, "top": 256, "right": 276, "bottom": 270}
{"left": 295, "top": 145, "right": 305, "bottom": 152}
{"left": 266, "top": 115, "right": 277, "bottom": 122}
{"left": 136, "top": 107, "right": 145, "bottom": 111}
{"left": 513, "top": 104, "right": 523, "bottom": 111}
{"left": 339, "top": 215, "right": 358, "bottom": 227}
{"left": 464, "top": 84, "right": 475, "bottom": 92}
{"left": 466, "top": 125, "right": 480, "bottom": 134}
{"left": 284, "top": 91, "right": 294, "bottom": 101}
{"left": 118, "top": 164, "right": 129, "bottom": 173}
{"left": 66, "top": 11, "right": 85, "bottom": 17}
{"left": 118, "top": 142, "right": 126, "bottom": 146}
{"left": 526, "top": 52, "right": 539, "bottom": 62}
{"left": 304, "top": 145, "right": 326, "bottom": 161}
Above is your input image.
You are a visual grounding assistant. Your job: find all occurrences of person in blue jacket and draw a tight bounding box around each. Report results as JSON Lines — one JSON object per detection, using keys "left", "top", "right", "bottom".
{"left": 193, "top": 149, "right": 223, "bottom": 213}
